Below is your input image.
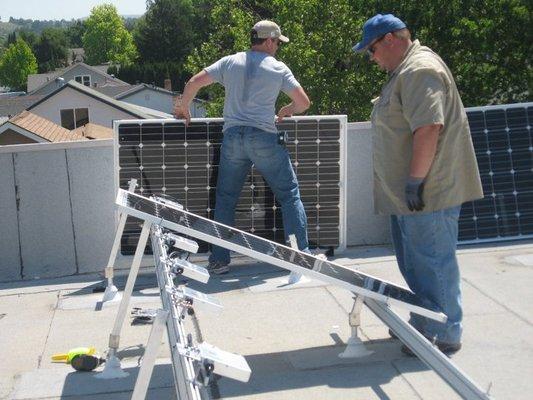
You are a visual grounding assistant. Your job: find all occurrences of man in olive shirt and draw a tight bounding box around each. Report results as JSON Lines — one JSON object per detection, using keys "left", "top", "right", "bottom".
{"left": 353, "top": 14, "right": 483, "bottom": 354}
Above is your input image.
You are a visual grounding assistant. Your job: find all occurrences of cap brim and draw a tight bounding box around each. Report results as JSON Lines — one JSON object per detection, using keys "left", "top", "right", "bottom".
{"left": 352, "top": 40, "right": 368, "bottom": 53}
{"left": 279, "top": 35, "right": 289, "bottom": 43}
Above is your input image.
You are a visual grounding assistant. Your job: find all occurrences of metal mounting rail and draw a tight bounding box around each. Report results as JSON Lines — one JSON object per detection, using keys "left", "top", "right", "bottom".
{"left": 114, "top": 189, "right": 490, "bottom": 400}
{"left": 149, "top": 226, "right": 208, "bottom": 400}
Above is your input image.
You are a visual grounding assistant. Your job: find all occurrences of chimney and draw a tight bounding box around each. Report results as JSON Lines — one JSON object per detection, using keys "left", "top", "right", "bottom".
{"left": 164, "top": 78, "right": 172, "bottom": 91}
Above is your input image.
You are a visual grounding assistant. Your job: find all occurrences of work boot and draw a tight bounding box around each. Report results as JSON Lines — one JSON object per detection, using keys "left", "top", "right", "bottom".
{"left": 401, "top": 340, "right": 462, "bottom": 357}
{"left": 207, "top": 261, "right": 229, "bottom": 275}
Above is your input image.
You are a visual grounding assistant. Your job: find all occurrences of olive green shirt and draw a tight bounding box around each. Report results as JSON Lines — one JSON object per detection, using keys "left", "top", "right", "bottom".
{"left": 371, "top": 40, "right": 483, "bottom": 215}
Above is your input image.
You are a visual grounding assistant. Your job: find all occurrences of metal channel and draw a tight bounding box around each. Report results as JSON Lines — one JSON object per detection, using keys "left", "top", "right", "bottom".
{"left": 150, "top": 226, "right": 209, "bottom": 400}
{"left": 119, "top": 190, "right": 489, "bottom": 400}
{"left": 365, "top": 299, "right": 490, "bottom": 400}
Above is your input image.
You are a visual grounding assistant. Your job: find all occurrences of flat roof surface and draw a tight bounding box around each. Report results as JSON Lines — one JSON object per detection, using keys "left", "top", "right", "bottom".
{"left": 1, "top": 242, "right": 532, "bottom": 399}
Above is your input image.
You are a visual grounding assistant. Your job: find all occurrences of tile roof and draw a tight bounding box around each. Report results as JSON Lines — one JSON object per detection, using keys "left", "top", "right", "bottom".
{"left": 72, "top": 123, "right": 113, "bottom": 139}
{"left": 7, "top": 111, "right": 87, "bottom": 142}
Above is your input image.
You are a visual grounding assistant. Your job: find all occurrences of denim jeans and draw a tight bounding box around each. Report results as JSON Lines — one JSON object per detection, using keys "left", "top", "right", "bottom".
{"left": 209, "top": 126, "right": 309, "bottom": 264}
{"left": 390, "top": 205, "right": 462, "bottom": 344}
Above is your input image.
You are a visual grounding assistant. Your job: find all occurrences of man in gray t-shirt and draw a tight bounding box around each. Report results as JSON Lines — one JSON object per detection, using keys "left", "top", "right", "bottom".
{"left": 175, "top": 20, "right": 311, "bottom": 274}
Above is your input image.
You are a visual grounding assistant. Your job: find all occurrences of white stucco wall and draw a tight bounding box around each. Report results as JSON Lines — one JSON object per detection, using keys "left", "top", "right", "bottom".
{"left": 0, "top": 120, "right": 386, "bottom": 282}
{"left": 30, "top": 86, "right": 137, "bottom": 128}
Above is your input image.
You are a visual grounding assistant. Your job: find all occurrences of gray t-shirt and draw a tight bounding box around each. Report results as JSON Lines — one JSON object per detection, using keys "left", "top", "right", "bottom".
{"left": 204, "top": 51, "right": 300, "bottom": 133}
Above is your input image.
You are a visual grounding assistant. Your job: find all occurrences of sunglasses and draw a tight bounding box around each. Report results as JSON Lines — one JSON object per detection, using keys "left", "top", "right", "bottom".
{"left": 366, "top": 34, "right": 386, "bottom": 56}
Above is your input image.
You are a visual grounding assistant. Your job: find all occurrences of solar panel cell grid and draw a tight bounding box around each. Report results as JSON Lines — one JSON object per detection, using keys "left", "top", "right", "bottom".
{"left": 116, "top": 117, "right": 345, "bottom": 254}
{"left": 459, "top": 103, "right": 533, "bottom": 242}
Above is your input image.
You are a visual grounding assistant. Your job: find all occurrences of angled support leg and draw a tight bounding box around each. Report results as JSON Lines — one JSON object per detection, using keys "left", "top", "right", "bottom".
{"left": 97, "top": 220, "right": 151, "bottom": 379}
{"left": 131, "top": 309, "right": 169, "bottom": 400}
{"left": 339, "top": 295, "right": 373, "bottom": 358}
{"left": 101, "top": 179, "right": 138, "bottom": 303}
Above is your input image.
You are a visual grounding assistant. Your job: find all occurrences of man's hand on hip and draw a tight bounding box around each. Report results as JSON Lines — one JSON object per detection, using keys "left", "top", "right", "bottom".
{"left": 405, "top": 176, "right": 425, "bottom": 211}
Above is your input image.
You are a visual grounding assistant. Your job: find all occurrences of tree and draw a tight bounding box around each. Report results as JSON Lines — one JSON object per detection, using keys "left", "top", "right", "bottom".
{"left": 109, "top": 61, "right": 188, "bottom": 90}
{"left": 17, "top": 30, "right": 39, "bottom": 49}
{"left": 34, "top": 28, "right": 68, "bottom": 72}
{"left": 0, "top": 38, "right": 38, "bottom": 91}
{"left": 186, "top": 0, "right": 532, "bottom": 120}
{"left": 133, "top": 0, "right": 206, "bottom": 63}
{"left": 82, "top": 4, "right": 137, "bottom": 65}
{"left": 185, "top": 0, "right": 369, "bottom": 118}
{"left": 65, "top": 20, "right": 86, "bottom": 48}
{"left": 6, "top": 32, "right": 17, "bottom": 46}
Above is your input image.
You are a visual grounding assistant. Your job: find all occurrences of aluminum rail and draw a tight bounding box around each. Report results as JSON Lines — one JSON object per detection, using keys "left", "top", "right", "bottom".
{"left": 115, "top": 190, "right": 490, "bottom": 400}
{"left": 365, "top": 299, "right": 490, "bottom": 400}
{"left": 151, "top": 226, "right": 209, "bottom": 400}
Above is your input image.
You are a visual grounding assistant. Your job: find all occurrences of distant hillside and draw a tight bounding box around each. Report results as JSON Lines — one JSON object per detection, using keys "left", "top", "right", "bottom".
{"left": 1, "top": 18, "right": 76, "bottom": 36}
{"left": 0, "top": 21, "right": 19, "bottom": 43}
{"left": 0, "top": 15, "right": 140, "bottom": 44}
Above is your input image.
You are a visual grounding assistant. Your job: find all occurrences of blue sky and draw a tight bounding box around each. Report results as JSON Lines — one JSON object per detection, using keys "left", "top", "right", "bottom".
{"left": 1, "top": 0, "right": 147, "bottom": 21}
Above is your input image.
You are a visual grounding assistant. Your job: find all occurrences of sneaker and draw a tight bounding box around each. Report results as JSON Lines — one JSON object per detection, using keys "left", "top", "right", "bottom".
{"left": 207, "top": 261, "right": 229, "bottom": 275}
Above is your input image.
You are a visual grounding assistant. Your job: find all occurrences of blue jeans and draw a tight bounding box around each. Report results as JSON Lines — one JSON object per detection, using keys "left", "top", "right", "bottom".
{"left": 209, "top": 126, "right": 309, "bottom": 264}
{"left": 390, "top": 205, "right": 462, "bottom": 344}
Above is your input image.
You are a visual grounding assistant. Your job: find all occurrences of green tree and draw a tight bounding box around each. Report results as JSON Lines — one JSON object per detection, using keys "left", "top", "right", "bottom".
{"left": 186, "top": 0, "right": 531, "bottom": 120}
{"left": 0, "top": 38, "right": 38, "bottom": 90}
{"left": 185, "top": 0, "right": 369, "bottom": 118}
{"left": 6, "top": 31, "right": 17, "bottom": 45}
{"left": 34, "top": 28, "right": 68, "bottom": 72}
{"left": 110, "top": 61, "right": 188, "bottom": 90}
{"left": 83, "top": 4, "right": 137, "bottom": 65}
{"left": 133, "top": 0, "right": 206, "bottom": 63}
{"left": 17, "top": 30, "right": 38, "bottom": 48}
{"left": 65, "top": 20, "right": 86, "bottom": 47}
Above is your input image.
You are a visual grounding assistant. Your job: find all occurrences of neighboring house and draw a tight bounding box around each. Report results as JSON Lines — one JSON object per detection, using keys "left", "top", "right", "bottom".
{"left": 26, "top": 80, "right": 172, "bottom": 130}
{"left": 1, "top": 79, "right": 173, "bottom": 146}
{"left": 115, "top": 83, "right": 207, "bottom": 117}
{"left": 27, "top": 62, "right": 130, "bottom": 96}
{"left": 0, "top": 111, "right": 87, "bottom": 145}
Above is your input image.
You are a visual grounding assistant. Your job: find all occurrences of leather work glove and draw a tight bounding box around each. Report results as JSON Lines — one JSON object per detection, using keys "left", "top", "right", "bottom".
{"left": 405, "top": 177, "right": 425, "bottom": 212}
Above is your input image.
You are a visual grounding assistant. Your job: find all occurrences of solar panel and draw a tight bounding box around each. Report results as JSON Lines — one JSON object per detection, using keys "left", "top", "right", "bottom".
{"left": 460, "top": 102, "right": 533, "bottom": 243}
{"left": 116, "top": 188, "right": 447, "bottom": 321}
{"left": 114, "top": 117, "right": 347, "bottom": 254}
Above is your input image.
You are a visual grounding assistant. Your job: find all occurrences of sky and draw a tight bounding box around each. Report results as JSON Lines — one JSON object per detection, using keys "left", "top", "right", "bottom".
{"left": 0, "top": 0, "right": 147, "bottom": 22}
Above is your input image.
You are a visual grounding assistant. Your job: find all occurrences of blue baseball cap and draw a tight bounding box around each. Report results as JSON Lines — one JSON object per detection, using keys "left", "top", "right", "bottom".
{"left": 352, "top": 14, "right": 406, "bottom": 52}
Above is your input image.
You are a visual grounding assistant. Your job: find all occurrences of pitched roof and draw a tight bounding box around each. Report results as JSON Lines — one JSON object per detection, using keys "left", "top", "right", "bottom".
{"left": 115, "top": 83, "right": 175, "bottom": 99}
{"left": 0, "top": 95, "right": 45, "bottom": 118}
{"left": 28, "top": 62, "right": 129, "bottom": 94}
{"left": 115, "top": 83, "right": 207, "bottom": 104}
{"left": 3, "top": 111, "right": 87, "bottom": 142}
{"left": 72, "top": 123, "right": 113, "bottom": 139}
{"left": 93, "top": 84, "right": 134, "bottom": 98}
{"left": 27, "top": 80, "right": 170, "bottom": 119}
